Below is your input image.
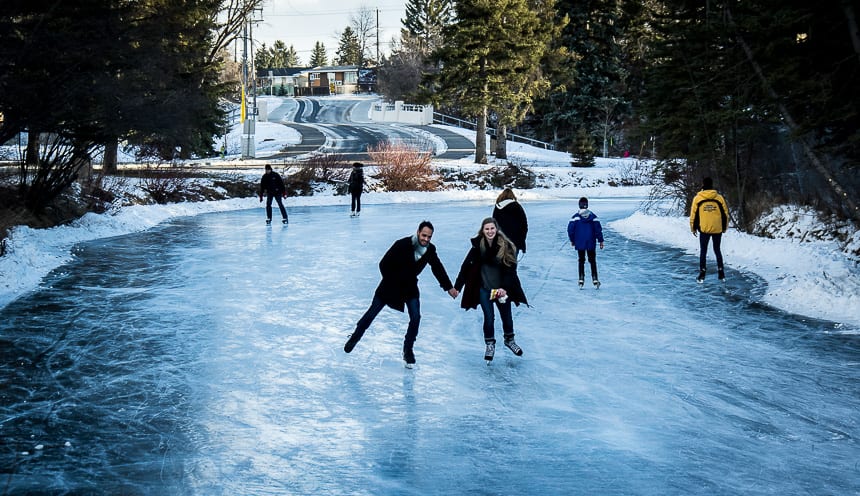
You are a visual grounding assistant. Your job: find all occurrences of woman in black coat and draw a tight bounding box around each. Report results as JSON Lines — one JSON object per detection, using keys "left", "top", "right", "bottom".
{"left": 454, "top": 217, "right": 527, "bottom": 362}
{"left": 492, "top": 188, "right": 528, "bottom": 256}
{"left": 348, "top": 162, "right": 365, "bottom": 217}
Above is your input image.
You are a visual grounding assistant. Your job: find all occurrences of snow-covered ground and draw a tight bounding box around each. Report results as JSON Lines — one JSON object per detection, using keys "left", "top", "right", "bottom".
{"left": 1, "top": 110, "right": 858, "bottom": 332}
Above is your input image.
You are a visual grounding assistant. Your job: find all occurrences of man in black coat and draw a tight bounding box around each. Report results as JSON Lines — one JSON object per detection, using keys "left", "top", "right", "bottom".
{"left": 259, "top": 164, "right": 288, "bottom": 224}
{"left": 344, "top": 221, "right": 459, "bottom": 366}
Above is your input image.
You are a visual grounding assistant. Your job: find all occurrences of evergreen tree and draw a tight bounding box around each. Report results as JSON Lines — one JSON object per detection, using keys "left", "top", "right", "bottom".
{"left": 535, "top": 0, "right": 630, "bottom": 152}
{"left": 309, "top": 41, "right": 328, "bottom": 67}
{"left": 402, "top": 0, "right": 454, "bottom": 54}
{"left": 640, "top": 0, "right": 859, "bottom": 225}
{"left": 285, "top": 45, "right": 301, "bottom": 66}
{"left": 335, "top": 26, "right": 363, "bottom": 66}
{"left": 429, "top": 0, "right": 562, "bottom": 163}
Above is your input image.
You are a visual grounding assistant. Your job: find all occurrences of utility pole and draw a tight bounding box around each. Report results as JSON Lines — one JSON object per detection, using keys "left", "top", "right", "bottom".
{"left": 240, "top": 7, "right": 264, "bottom": 159}
{"left": 240, "top": 17, "right": 255, "bottom": 159}
{"left": 376, "top": 8, "right": 380, "bottom": 65}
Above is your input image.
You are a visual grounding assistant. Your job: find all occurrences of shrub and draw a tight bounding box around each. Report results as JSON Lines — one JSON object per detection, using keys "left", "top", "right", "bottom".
{"left": 368, "top": 141, "right": 439, "bottom": 191}
{"left": 570, "top": 127, "right": 596, "bottom": 167}
{"left": 138, "top": 165, "right": 194, "bottom": 204}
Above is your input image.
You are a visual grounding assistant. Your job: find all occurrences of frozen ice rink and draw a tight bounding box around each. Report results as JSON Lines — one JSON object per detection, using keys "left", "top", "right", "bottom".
{"left": 2, "top": 199, "right": 858, "bottom": 495}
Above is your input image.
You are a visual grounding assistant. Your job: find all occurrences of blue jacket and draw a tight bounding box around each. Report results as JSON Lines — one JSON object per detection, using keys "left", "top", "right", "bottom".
{"left": 567, "top": 209, "right": 604, "bottom": 250}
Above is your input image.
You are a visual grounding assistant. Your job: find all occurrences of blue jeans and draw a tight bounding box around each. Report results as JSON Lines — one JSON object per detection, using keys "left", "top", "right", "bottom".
{"left": 478, "top": 287, "right": 514, "bottom": 343}
{"left": 355, "top": 296, "right": 421, "bottom": 352}
{"left": 699, "top": 233, "right": 723, "bottom": 271}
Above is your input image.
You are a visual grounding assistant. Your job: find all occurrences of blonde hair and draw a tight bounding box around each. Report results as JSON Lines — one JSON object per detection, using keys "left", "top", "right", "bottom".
{"left": 496, "top": 188, "right": 516, "bottom": 203}
{"left": 478, "top": 217, "right": 517, "bottom": 267}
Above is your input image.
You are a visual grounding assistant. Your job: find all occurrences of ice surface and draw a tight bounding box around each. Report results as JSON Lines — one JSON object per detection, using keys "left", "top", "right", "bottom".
{"left": 1, "top": 199, "right": 858, "bottom": 495}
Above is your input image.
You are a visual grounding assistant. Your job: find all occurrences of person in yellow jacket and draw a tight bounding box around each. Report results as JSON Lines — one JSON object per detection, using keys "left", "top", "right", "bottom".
{"left": 689, "top": 177, "right": 729, "bottom": 282}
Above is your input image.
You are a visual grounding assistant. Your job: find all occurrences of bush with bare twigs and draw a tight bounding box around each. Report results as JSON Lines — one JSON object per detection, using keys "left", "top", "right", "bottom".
{"left": 138, "top": 166, "right": 196, "bottom": 204}
{"left": 368, "top": 141, "right": 439, "bottom": 191}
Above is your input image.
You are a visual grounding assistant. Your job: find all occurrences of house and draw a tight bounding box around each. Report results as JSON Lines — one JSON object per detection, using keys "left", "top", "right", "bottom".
{"left": 255, "top": 65, "right": 377, "bottom": 97}
{"left": 255, "top": 67, "right": 308, "bottom": 97}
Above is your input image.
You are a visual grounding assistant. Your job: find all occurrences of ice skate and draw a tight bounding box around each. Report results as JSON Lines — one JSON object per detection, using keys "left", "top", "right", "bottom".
{"left": 403, "top": 348, "right": 416, "bottom": 368}
{"left": 504, "top": 339, "right": 523, "bottom": 356}
{"left": 344, "top": 330, "right": 364, "bottom": 353}
{"left": 484, "top": 342, "right": 495, "bottom": 362}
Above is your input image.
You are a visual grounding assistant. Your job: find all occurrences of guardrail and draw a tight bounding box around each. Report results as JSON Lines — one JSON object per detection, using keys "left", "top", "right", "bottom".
{"left": 433, "top": 112, "right": 555, "bottom": 151}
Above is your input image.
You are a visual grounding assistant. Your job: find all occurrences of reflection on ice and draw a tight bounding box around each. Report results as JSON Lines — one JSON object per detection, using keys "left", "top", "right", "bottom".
{"left": 1, "top": 201, "right": 858, "bottom": 495}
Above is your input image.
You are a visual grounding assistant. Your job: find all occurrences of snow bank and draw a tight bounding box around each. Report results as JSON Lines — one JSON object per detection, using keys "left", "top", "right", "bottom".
{"left": 611, "top": 212, "right": 860, "bottom": 332}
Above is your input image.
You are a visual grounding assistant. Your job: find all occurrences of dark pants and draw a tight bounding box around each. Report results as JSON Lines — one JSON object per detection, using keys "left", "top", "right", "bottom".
{"left": 478, "top": 287, "right": 514, "bottom": 343}
{"left": 699, "top": 232, "right": 723, "bottom": 270}
{"left": 577, "top": 249, "right": 598, "bottom": 281}
{"left": 266, "top": 193, "right": 288, "bottom": 221}
{"left": 350, "top": 192, "right": 361, "bottom": 213}
{"left": 355, "top": 295, "right": 421, "bottom": 352}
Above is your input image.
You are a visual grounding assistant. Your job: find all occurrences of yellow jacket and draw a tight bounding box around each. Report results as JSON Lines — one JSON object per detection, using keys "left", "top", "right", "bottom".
{"left": 689, "top": 189, "right": 729, "bottom": 234}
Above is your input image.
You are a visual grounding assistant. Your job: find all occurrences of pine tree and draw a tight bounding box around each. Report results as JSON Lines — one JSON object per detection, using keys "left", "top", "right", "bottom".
{"left": 335, "top": 26, "right": 362, "bottom": 66}
{"left": 309, "top": 41, "right": 328, "bottom": 67}
{"left": 429, "top": 0, "right": 562, "bottom": 163}
{"left": 285, "top": 45, "right": 301, "bottom": 66}
{"left": 402, "top": 0, "right": 454, "bottom": 54}
{"left": 535, "top": 0, "right": 630, "bottom": 152}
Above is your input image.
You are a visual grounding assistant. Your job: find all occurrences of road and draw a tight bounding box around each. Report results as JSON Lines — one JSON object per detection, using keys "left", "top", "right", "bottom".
{"left": 1, "top": 199, "right": 857, "bottom": 495}
{"left": 262, "top": 96, "right": 473, "bottom": 162}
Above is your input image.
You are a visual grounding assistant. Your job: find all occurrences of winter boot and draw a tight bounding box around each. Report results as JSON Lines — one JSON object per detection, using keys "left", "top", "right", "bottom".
{"left": 718, "top": 267, "right": 725, "bottom": 281}
{"left": 484, "top": 341, "right": 496, "bottom": 361}
{"left": 350, "top": 211, "right": 356, "bottom": 217}
{"left": 504, "top": 338, "right": 523, "bottom": 356}
{"left": 593, "top": 279, "right": 601, "bottom": 289}
{"left": 266, "top": 219, "right": 272, "bottom": 225}
{"left": 578, "top": 279, "right": 584, "bottom": 289}
{"left": 344, "top": 330, "right": 365, "bottom": 353}
{"left": 402, "top": 347, "right": 416, "bottom": 367}
{"left": 696, "top": 268, "right": 706, "bottom": 283}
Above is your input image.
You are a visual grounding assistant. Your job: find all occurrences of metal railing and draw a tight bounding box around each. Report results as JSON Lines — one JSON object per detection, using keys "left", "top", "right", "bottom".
{"left": 433, "top": 112, "right": 555, "bottom": 151}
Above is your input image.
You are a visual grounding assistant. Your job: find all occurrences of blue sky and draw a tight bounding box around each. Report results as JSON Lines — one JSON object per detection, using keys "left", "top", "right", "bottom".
{"left": 253, "top": 0, "right": 407, "bottom": 63}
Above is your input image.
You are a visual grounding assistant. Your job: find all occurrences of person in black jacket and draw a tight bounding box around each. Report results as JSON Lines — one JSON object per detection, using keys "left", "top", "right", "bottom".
{"left": 348, "top": 162, "right": 365, "bottom": 217}
{"left": 259, "top": 164, "right": 288, "bottom": 224}
{"left": 344, "top": 221, "right": 459, "bottom": 366}
{"left": 454, "top": 217, "right": 528, "bottom": 362}
{"left": 492, "top": 188, "right": 528, "bottom": 256}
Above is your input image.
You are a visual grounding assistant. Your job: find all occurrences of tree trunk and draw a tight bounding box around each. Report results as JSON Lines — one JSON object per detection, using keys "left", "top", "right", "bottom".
{"left": 25, "top": 130, "right": 39, "bottom": 166}
{"left": 843, "top": 1, "right": 860, "bottom": 62}
{"left": 495, "top": 123, "right": 508, "bottom": 160}
{"left": 103, "top": 138, "right": 118, "bottom": 174}
{"left": 475, "top": 107, "right": 488, "bottom": 164}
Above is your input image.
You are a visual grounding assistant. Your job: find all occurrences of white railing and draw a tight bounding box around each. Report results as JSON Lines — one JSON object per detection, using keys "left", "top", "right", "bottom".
{"left": 370, "top": 101, "right": 434, "bottom": 125}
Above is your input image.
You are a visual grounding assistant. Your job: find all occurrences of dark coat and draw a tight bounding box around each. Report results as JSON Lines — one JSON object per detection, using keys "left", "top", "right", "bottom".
{"left": 260, "top": 171, "right": 286, "bottom": 197}
{"left": 454, "top": 236, "right": 528, "bottom": 310}
{"left": 374, "top": 236, "right": 454, "bottom": 312}
{"left": 492, "top": 200, "right": 528, "bottom": 253}
{"left": 348, "top": 167, "right": 364, "bottom": 195}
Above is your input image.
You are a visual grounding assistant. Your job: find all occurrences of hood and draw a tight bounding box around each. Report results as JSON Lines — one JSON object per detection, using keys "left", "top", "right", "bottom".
{"left": 577, "top": 208, "right": 594, "bottom": 220}
{"left": 496, "top": 199, "right": 516, "bottom": 209}
{"left": 696, "top": 189, "right": 720, "bottom": 201}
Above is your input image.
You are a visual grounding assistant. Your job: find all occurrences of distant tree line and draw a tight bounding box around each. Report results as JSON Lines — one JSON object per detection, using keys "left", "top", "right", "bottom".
{"left": 379, "top": 0, "right": 860, "bottom": 227}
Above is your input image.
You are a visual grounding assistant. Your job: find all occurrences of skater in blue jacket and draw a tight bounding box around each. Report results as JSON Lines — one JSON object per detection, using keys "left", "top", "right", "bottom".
{"left": 567, "top": 197, "right": 604, "bottom": 288}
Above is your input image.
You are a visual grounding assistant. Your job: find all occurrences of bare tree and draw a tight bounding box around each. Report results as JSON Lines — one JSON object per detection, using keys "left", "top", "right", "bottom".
{"left": 208, "top": 0, "right": 267, "bottom": 65}
{"left": 350, "top": 6, "right": 378, "bottom": 65}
